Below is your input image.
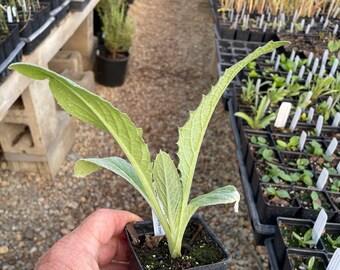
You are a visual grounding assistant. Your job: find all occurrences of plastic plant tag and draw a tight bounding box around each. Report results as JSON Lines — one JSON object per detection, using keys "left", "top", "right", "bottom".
{"left": 320, "top": 16, "right": 324, "bottom": 23}
{"left": 321, "top": 49, "right": 329, "bottom": 66}
{"left": 260, "top": 99, "right": 270, "bottom": 119}
{"left": 267, "top": 13, "right": 271, "bottom": 21}
{"left": 332, "top": 112, "right": 340, "bottom": 127}
{"left": 294, "top": 56, "right": 300, "bottom": 70}
{"left": 305, "top": 72, "right": 313, "bottom": 86}
{"left": 312, "top": 58, "right": 319, "bottom": 74}
{"left": 152, "top": 209, "right": 165, "bottom": 236}
{"left": 263, "top": 23, "right": 267, "bottom": 33}
{"left": 326, "top": 96, "right": 333, "bottom": 109}
{"left": 12, "top": 6, "right": 17, "bottom": 18}
{"left": 325, "top": 137, "right": 338, "bottom": 156}
{"left": 327, "top": 248, "right": 340, "bottom": 270}
{"left": 286, "top": 70, "right": 293, "bottom": 84}
{"left": 300, "top": 19, "right": 305, "bottom": 30}
{"left": 311, "top": 18, "right": 315, "bottom": 27}
{"left": 318, "top": 65, "right": 325, "bottom": 78}
{"left": 316, "top": 115, "right": 324, "bottom": 136}
{"left": 307, "top": 107, "right": 314, "bottom": 124}
{"left": 298, "top": 65, "right": 305, "bottom": 79}
{"left": 333, "top": 7, "right": 340, "bottom": 18}
{"left": 259, "top": 14, "right": 264, "bottom": 28}
{"left": 255, "top": 79, "right": 261, "bottom": 91}
{"left": 6, "top": 7, "right": 13, "bottom": 23}
{"left": 293, "top": 10, "right": 298, "bottom": 22}
{"left": 333, "top": 24, "right": 339, "bottom": 36}
{"left": 305, "top": 24, "right": 311, "bottom": 34}
{"left": 270, "top": 50, "right": 276, "bottom": 63}
{"left": 312, "top": 209, "right": 327, "bottom": 243}
{"left": 274, "top": 102, "right": 292, "bottom": 128}
{"left": 307, "top": 52, "right": 314, "bottom": 67}
{"left": 330, "top": 58, "right": 339, "bottom": 77}
{"left": 303, "top": 91, "right": 313, "bottom": 105}
{"left": 299, "top": 131, "right": 307, "bottom": 151}
{"left": 323, "top": 18, "right": 329, "bottom": 29}
{"left": 289, "top": 107, "right": 302, "bottom": 132}
{"left": 337, "top": 162, "right": 340, "bottom": 175}
{"left": 290, "top": 22, "right": 294, "bottom": 33}
{"left": 273, "top": 17, "right": 277, "bottom": 30}
{"left": 290, "top": 49, "right": 296, "bottom": 61}
{"left": 274, "top": 55, "right": 280, "bottom": 71}
{"left": 316, "top": 168, "right": 329, "bottom": 190}
{"left": 22, "top": 0, "right": 27, "bottom": 12}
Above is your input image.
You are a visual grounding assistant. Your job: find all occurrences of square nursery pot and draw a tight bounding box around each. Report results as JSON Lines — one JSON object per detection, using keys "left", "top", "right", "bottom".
{"left": 256, "top": 183, "right": 301, "bottom": 225}
{"left": 283, "top": 249, "right": 328, "bottom": 270}
{"left": 235, "top": 29, "right": 250, "bottom": 41}
{"left": 274, "top": 217, "right": 324, "bottom": 265}
{"left": 320, "top": 222, "right": 340, "bottom": 255}
{"left": 125, "top": 215, "right": 232, "bottom": 270}
{"left": 294, "top": 187, "right": 336, "bottom": 221}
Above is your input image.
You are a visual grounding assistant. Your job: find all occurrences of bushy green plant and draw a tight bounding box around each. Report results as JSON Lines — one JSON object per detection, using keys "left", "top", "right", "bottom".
{"left": 97, "top": 0, "right": 135, "bottom": 58}
{"left": 10, "top": 41, "right": 289, "bottom": 258}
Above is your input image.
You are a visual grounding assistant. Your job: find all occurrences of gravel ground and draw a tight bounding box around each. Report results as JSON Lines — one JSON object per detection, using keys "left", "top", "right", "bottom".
{"left": 0, "top": 0, "right": 269, "bottom": 269}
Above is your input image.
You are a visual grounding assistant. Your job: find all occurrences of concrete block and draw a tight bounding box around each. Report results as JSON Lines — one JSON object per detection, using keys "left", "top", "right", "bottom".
{"left": 48, "top": 50, "right": 83, "bottom": 73}
{"left": 4, "top": 111, "right": 76, "bottom": 180}
{"left": 61, "top": 69, "right": 96, "bottom": 92}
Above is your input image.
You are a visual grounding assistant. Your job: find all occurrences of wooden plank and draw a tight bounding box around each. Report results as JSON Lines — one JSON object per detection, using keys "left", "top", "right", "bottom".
{"left": 0, "top": 0, "right": 99, "bottom": 121}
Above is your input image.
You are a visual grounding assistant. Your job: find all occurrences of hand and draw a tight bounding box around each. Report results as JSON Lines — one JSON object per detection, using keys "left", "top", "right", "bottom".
{"left": 35, "top": 208, "right": 142, "bottom": 270}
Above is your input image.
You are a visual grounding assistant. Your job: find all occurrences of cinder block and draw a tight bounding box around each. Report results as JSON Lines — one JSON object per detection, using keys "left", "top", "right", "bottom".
{"left": 48, "top": 50, "right": 83, "bottom": 73}
{"left": 4, "top": 111, "right": 76, "bottom": 180}
{"left": 61, "top": 69, "right": 96, "bottom": 92}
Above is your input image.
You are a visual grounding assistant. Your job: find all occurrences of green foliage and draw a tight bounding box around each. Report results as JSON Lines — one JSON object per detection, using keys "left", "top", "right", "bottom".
{"left": 304, "top": 140, "right": 324, "bottom": 157}
{"left": 328, "top": 40, "right": 340, "bottom": 53}
{"left": 289, "top": 170, "right": 314, "bottom": 186}
{"left": 284, "top": 76, "right": 305, "bottom": 98}
{"left": 311, "top": 191, "right": 323, "bottom": 210}
{"left": 9, "top": 40, "right": 289, "bottom": 258}
{"left": 96, "top": 0, "right": 135, "bottom": 57}
{"left": 276, "top": 136, "right": 300, "bottom": 151}
{"left": 261, "top": 163, "right": 292, "bottom": 184}
{"left": 250, "top": 135, "right": 268, "bottom": 146}
{"left": 330, "top": 180, "right": 340, "bottom": 192}
{"left": 310, "top": 76, "right": 337, "bottom": 102}
{"left": 326, "top": 234, "right": 340, "bottom": 250}
{"left": 258, "top": 147, "right": 276, "bottom": 162}
{"left": 265, "top": 187, "right": 291, "bottom": 199}
{"left": 270, "top": 74, "right": 286, "bottom": 87}
{"left": 292, "top": 228, "right": 317, "bottom": 248}
{"left": 267, "top": 83, "right": 286, "bottom": 105}
{"left": 240, "top": 78, "right": 256, "bottom": 105}
{"left": 316, "top": 101, "right": 330, "bottom": 122}
{"left": 280, "top": 53, "right": 296, "bottom": 72}
{"left": 235, "top": 95, "right": 276, "bottom": 130}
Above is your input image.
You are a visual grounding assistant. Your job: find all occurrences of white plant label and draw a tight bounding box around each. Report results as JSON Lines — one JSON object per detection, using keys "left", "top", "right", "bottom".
{"left": 305, "top": 72, "right": 313, "bottom": 86}
{"left": 290, "top": 49, "right": 296, "bottom": 61}
{"left": 316, "top": 168, "right": 329, "bottom": 190}
{"left": 312, "top": 209, "right": 327, "bottom": 243}
{"left": 318, "top": 65, "right": 325, "bottom": 78}
{"left": 255, "top": 79, "right": 261, "bottom": 91}
{"left": 325, "top": 138, "right": 338, "bottom": 156}
{"left": 320, "top": 16, "right": 324, "bottom": 23}
{"left": 294, "top": 56, "right": 300, "bottom": 70}
{"left": 6, "top": 7, "right": 13, "bottom": 23}
{"left": 12, "top": 7, "right": 17, "bottom": 18}
{"left": 300, "top": 19, "right": 305, "bottom": 30}
{"left": 298, "top": 131, "right": 307, "bottom": 151}
{"left": 305, "top": 24, "right": 311, "bottom": 34}
{"left": 152, "top": 209, "right": 165, "bottom": 236}
{"left": 290, "top": 22, "right": 294, "bottom": 33}
{"left": 303, "top": 91, "right": 313, "bottom": 105}
{"left": 316, "top": 115, "right": 324, "bottom": 136}
{"left": 311, "top": 18, "right": 315, "bottom": 27}
{"left": 259, "top": 14, "right": 264, "bottom": 28}
{"left": 270, "top": 50, "right": 276, "bottom": 63}
{"left": 307, "top": 52, "right": 314, "bottom": 67}
{"left": 321, "top": 49, "right": 329, "bottom": 66}
{"left": 323, "top": 18, "right": 329, "bottom": 29}
{"left": 274, "top": 55, "right": 280, "bottom": 71}
{"left": 289, "top": 107, "right": 302, "bottom": 132}
{"left": 327, "top": 248, "right": 340, "bottom": 270}
{"left": 330, "top": 58, "right": 339, "bottom": 77}
{"left": 332, "top": 112, "right": 340, "bottom": 127}
{"left": 337, "top": 162, "right": 340, "bottom": 175}
{"left": 286, "top": 70, "right": 293, "bottom": 84}
{"left": 333, "top": 24, "right": 339, "bottom": 36}
{"left": 307, "top": 107, "right": 314, "bottom": 124}
{"left": 312, "top": 58, "right": 319, "bottom": 74}
{"left": 327, "top": 96, "right": 333, "bottom": 109}
{"left": 274, "top": 102, "right": 292, "bottom": 128}
{"left": 298, "top": 65, "right": 305, "bottom": 79}
{"left": 263, "top": 23, "right": 267, "bottom": 32}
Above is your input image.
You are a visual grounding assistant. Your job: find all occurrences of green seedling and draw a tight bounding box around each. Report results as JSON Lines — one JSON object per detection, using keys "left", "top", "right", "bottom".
{"left": 240, "top": 78, "right": 256, "bottom": 105}
{"left": 326, "top": 234, "right": 340, "bottom": 251}
{"left": 304, "top": 141, "right": 324, "bottom": 157}
{"left": 270, "top": 74, "right": 286, "bottom": 87}
{"left": 234, "top": 95, "right": 277, "bottom": 130}
{"left": 310, "top": 76, "right": 337, "bottom": 102}
{"left": 289, "top": 170, "right": 314, "bottom": 187}
{"left": 330, "top": 179, "right": 340, "bottom": 192}
{"left": 261, "top": 163, "right": 292, "bottom": 184}
{"left": 284, "top": 76, "right": 305, "bottom": 98}
{"left": 265, "top": 187, "right": 291, "bottom": 199}
{"left": 257, "top": 147, "right": 277, "bottom": 162}
{"left": 249, "top": 135, "right": 268, "bottom": 146}
{"left": 297, "top": 256, "right": 316, "bottom": 270}
{"left": 276, "top": 136, "right": 300, "bottom": 151}
{"left": 311, "top": 191, "right": 323, "bottom": 210}
{"left": 9, "top": 40, "right": 289, "bottom": 258}
{"left": 280, "top": 53, "right": 296, "bottom": 72}
{"left": 292, "top": 228, "right": 317, "bottom": 248}
{"left": 267, "top": 83, "right": 286, "bottom": 105}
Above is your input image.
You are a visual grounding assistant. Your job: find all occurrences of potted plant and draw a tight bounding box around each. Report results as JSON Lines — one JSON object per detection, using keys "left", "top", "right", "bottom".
{"left": 9, "top": 40, "right": 287, "bottom": 269}
{"left": 94, "top": 0, "right": 135, "bottom": 87}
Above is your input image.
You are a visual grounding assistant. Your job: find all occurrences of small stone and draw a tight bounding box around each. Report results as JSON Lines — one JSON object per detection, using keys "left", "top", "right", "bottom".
{"left": 61, "top": 228, "right": 70, "bottom": 235}
{"left": 0, "top": 246, "right": 9, "bottom": 254}
{"left": 80, "top": 196, "right": 87, "bottom": 203}
{"left": 29, "top": 247, "right": 37, "bottom": 254}
{"left": 18, "top": 242, "right": 25, "bottom": 248}
{"left": 0, "top": 161, "right": 8, "bottom": 170}
{"left": 24, "top": 228, "right": 34, "bottom": 240}
{"left": 66, "top": 201, "right": 79, "bottom": 209}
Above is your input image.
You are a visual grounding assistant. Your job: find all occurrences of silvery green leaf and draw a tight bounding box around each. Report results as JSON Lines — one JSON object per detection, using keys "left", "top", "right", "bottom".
{"left": 153, "top": 151, "right": 182, "bottom": 229}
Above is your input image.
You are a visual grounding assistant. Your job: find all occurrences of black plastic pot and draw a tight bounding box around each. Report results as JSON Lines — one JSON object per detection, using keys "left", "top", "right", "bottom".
{"left": 235, "top": 29, "right": 250, "bottom": 41}
{"left": 283, "top": 249, "right": 328, "bottom": 270}
{"left": 256, "top": 183, "right": 301, "bottom": 225}
{"left": 274, "top": 217, "right": 324, "bottom": 265}
{"left": 94, "top": 47, "right": 130, "bottom": 87}
{"left": 125, "top": 215, "right": 232, "bottom": 270}
{"left": 320, "top": 222, "right": 340, "bottom": 254}
{"left": 249, "top": 31, "right": 264, "bottom": 42}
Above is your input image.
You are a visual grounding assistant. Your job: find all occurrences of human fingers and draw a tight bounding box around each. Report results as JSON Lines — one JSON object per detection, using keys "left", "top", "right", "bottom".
{"left": 100, "top": 261, "right": 130, "bottom": 270}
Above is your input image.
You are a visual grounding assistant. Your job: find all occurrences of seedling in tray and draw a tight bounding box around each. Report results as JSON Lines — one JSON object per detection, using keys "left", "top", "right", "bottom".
{"left": 249, "top": 135, "right": 269, "bottom": 146}
{"left": 330, "top": 179, "right": 340, "bottom": 192}
{"left": 276, "top": 135, "right": 300, "bottom": 151}
{"left": 261, "top": 163, "right": 292, "bottom": 184}
{"left": 323, "top": 233, "right": 340, "bottom": 253}
{"left": 292, "top": 228, "right": 317, "bottom": 249}
{"left": 264, "top": 186, "right": 292, "bottom": 206}
{"left": 288, "top": 170, "right": 314, "bottom": 187}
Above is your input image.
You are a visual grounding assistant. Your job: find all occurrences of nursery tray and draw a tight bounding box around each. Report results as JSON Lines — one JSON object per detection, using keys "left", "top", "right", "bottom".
{"left": 227, "top": 99, "right": 277, "bottom": 245}
{"left": 70, "top": 0, "right": 90, "bottom": 11}
{"left": 21, "top": 17, "right": 55, "bottom": 54}
{"left": 50, "top": 0, "right": 71, "bottom": 24}
{"left": 264, "top": 238, "right": 281, "bottom": 270}
{"left": 0, "top": 41, "right": 25, "bottom": 82}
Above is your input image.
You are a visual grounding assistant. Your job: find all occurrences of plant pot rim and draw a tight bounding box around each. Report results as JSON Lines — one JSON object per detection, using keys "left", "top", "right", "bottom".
{"left": 96, "top": 46, "right": 130, "bottom": 62}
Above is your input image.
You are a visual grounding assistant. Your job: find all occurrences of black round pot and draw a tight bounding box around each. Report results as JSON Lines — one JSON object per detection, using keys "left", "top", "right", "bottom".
{"left": 94, "top": 48, "right": 130, "bottom": 87}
